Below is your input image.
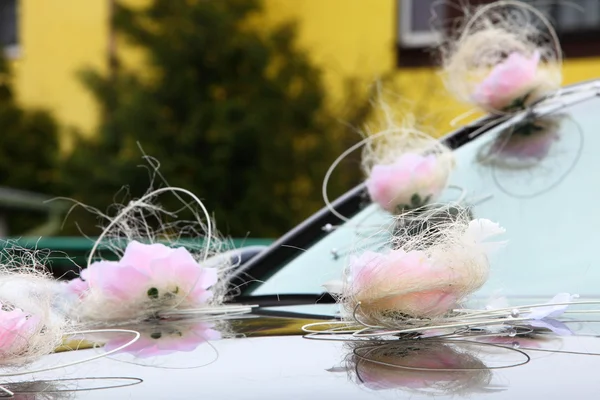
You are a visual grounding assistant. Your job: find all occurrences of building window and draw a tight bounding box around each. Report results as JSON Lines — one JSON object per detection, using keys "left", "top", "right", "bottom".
{"left": 397, "top": 0, "right": 443, "bottom": 49}
{"left": 396, "top": 0, "right": 444, "bottom": 67}
{"left": 0, "top": 0, "right": 18, "bottom": 58}
{"left": 526, "top": 0, "right": 600, "bottom": 32}
{"left": 520, "top": 0, "right": 600, "bottom": 58}
{"left": 396, "top": 0, "right": 600, "bottom": 67}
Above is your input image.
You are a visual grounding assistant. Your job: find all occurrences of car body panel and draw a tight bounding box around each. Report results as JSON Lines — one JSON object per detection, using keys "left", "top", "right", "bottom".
{"left": 8, "top": 309, "right": 600, "bottom": 399}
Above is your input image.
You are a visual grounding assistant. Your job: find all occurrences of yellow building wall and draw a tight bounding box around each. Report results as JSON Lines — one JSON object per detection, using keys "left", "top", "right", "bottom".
{"left": 12, "top": 0, "right": 109, "bottom": 140}
{"left": 9, "top": 0, "right": 600, "bottom": 141}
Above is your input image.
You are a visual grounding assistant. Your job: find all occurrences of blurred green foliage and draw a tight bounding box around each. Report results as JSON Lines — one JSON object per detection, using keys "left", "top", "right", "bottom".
{"left": 60, "top": 0, "right": 371, "bottom": 237}
{"left": 0, "top": 53, "right": 61, "bottom": 234}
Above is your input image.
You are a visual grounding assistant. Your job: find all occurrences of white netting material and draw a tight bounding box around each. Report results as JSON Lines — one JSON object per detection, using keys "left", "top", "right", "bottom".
{"left": 361, "top": 107, "right": 454, "bottom": 176}
{"left": 359, "top": 98, "right": 454, "bottom": 213}
{"left": 0, "top": 248, "right": 67, "bottom": 367}
{"left": 340, "top": 205, "right": 505, "bottom": 328}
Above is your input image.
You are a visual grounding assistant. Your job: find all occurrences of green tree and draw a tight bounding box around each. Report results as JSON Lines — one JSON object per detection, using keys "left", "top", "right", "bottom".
{"left": 61, "top": 0, "right": 369, "bottom": 237}
{"left": 0, "top": 53, "right": 61, "bottom": 234}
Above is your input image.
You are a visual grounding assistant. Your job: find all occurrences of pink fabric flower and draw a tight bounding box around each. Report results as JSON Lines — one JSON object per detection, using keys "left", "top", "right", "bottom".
{"left": 366, "top": 153, "right": 448, "bottom": 213}
{"left": 104, "top": 321, "right": 221, "bottom": 358}
{"left": 349, "top": 250, "right": 460, "bottom": 318}
{"left": 65, "top": 269, "right": 90, "bottom": 298}
{"left": 473, "top": 51, "right": 540, "bottom": 110}
{"left": 66, "top": 241, "right": 218, "bottom": 306}
{"left": 0, "top": 304, "right": 40, "bottom": 359}
{"left": 348, "top": 219, "right": 503, "bottom": 319}
{"left": 491, "top": 293, "right": 574, "bottom": 337}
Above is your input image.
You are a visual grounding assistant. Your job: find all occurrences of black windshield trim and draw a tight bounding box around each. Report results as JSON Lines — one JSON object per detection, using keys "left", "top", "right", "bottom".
{"left": 250, "top": 307, "right": 337, "bottom": 321}
{"left": 237, "top": 293, "right": 337, "bottom": 307}
{"left": 229, "top": 183, "right": 367, "bottom": 294}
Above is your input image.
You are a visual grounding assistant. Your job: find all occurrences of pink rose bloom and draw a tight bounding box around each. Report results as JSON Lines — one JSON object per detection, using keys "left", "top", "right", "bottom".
{"left": 66, "top": 272, "right": 90, "bottom": 298}
{"left": 348, "top": 219, "right": 503, "bottom": 319}
{"left": 473, "top": 51, "right": 540, "bottom": 110}
{"left": 366, "top": 153, "right": 448, "bottom": 213}
{"left": 0, "top": 304, "right": 40, "bottom": 360}
{"left": 349, "top": 249, "right": 460, "bottom": 318}
{"left": 67, "top": 241, "right": 218, "bottom": 307}
{"left": 104, "top": 321, "right": 221, "bottom": 358}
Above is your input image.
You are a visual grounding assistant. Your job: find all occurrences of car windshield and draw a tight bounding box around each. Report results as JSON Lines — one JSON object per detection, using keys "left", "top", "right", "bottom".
{"left": 251, "top": 81, "right": 600, "bottom": 300}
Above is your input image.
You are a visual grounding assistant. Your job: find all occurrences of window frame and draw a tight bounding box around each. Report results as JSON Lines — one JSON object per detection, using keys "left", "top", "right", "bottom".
{"left": 397, "top": 0, "right": 443, "bottom": 49}
{"left": 0, "top": 0, "right": 19, "bottom": 59}
{"left": 396, "top": 0, "right": 600, "bottom": 68}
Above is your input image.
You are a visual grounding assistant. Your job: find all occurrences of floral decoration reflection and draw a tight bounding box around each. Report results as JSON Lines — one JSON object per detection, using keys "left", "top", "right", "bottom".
{"left": 102, "top": 320, "right": 221, "bottom": 359}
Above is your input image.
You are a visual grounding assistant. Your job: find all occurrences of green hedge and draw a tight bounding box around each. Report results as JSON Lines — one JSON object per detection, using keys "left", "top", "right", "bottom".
{"left": 1, "top": 237, "right": 274, "bottom": 279}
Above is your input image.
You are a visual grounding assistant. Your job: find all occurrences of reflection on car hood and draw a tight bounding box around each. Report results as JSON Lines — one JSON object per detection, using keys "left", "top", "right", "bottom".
{"left": 5, "top": 309, "right": 600, "bottom": 399}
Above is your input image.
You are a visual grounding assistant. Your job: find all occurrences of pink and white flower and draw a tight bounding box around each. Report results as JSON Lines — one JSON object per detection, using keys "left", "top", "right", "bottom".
{"left": 66, "top": 241, "right": 218, "bottom": 318}
{"left": 349, "top": 249, "right": 460, "bottom": 318}
{"left": 473, "top": 51, "right": 541, "bottom": 111}
{"left": 0, "top": 304, "right": 40, "bottom": 360}
{"left": 104, "top": 321, "right": 221, "bottom": 358}
{"left": 366, "top": 153, "right": 450, "bottom": 213}
{"left": 348, "top": 219, "right": 504, "bottom": 319}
